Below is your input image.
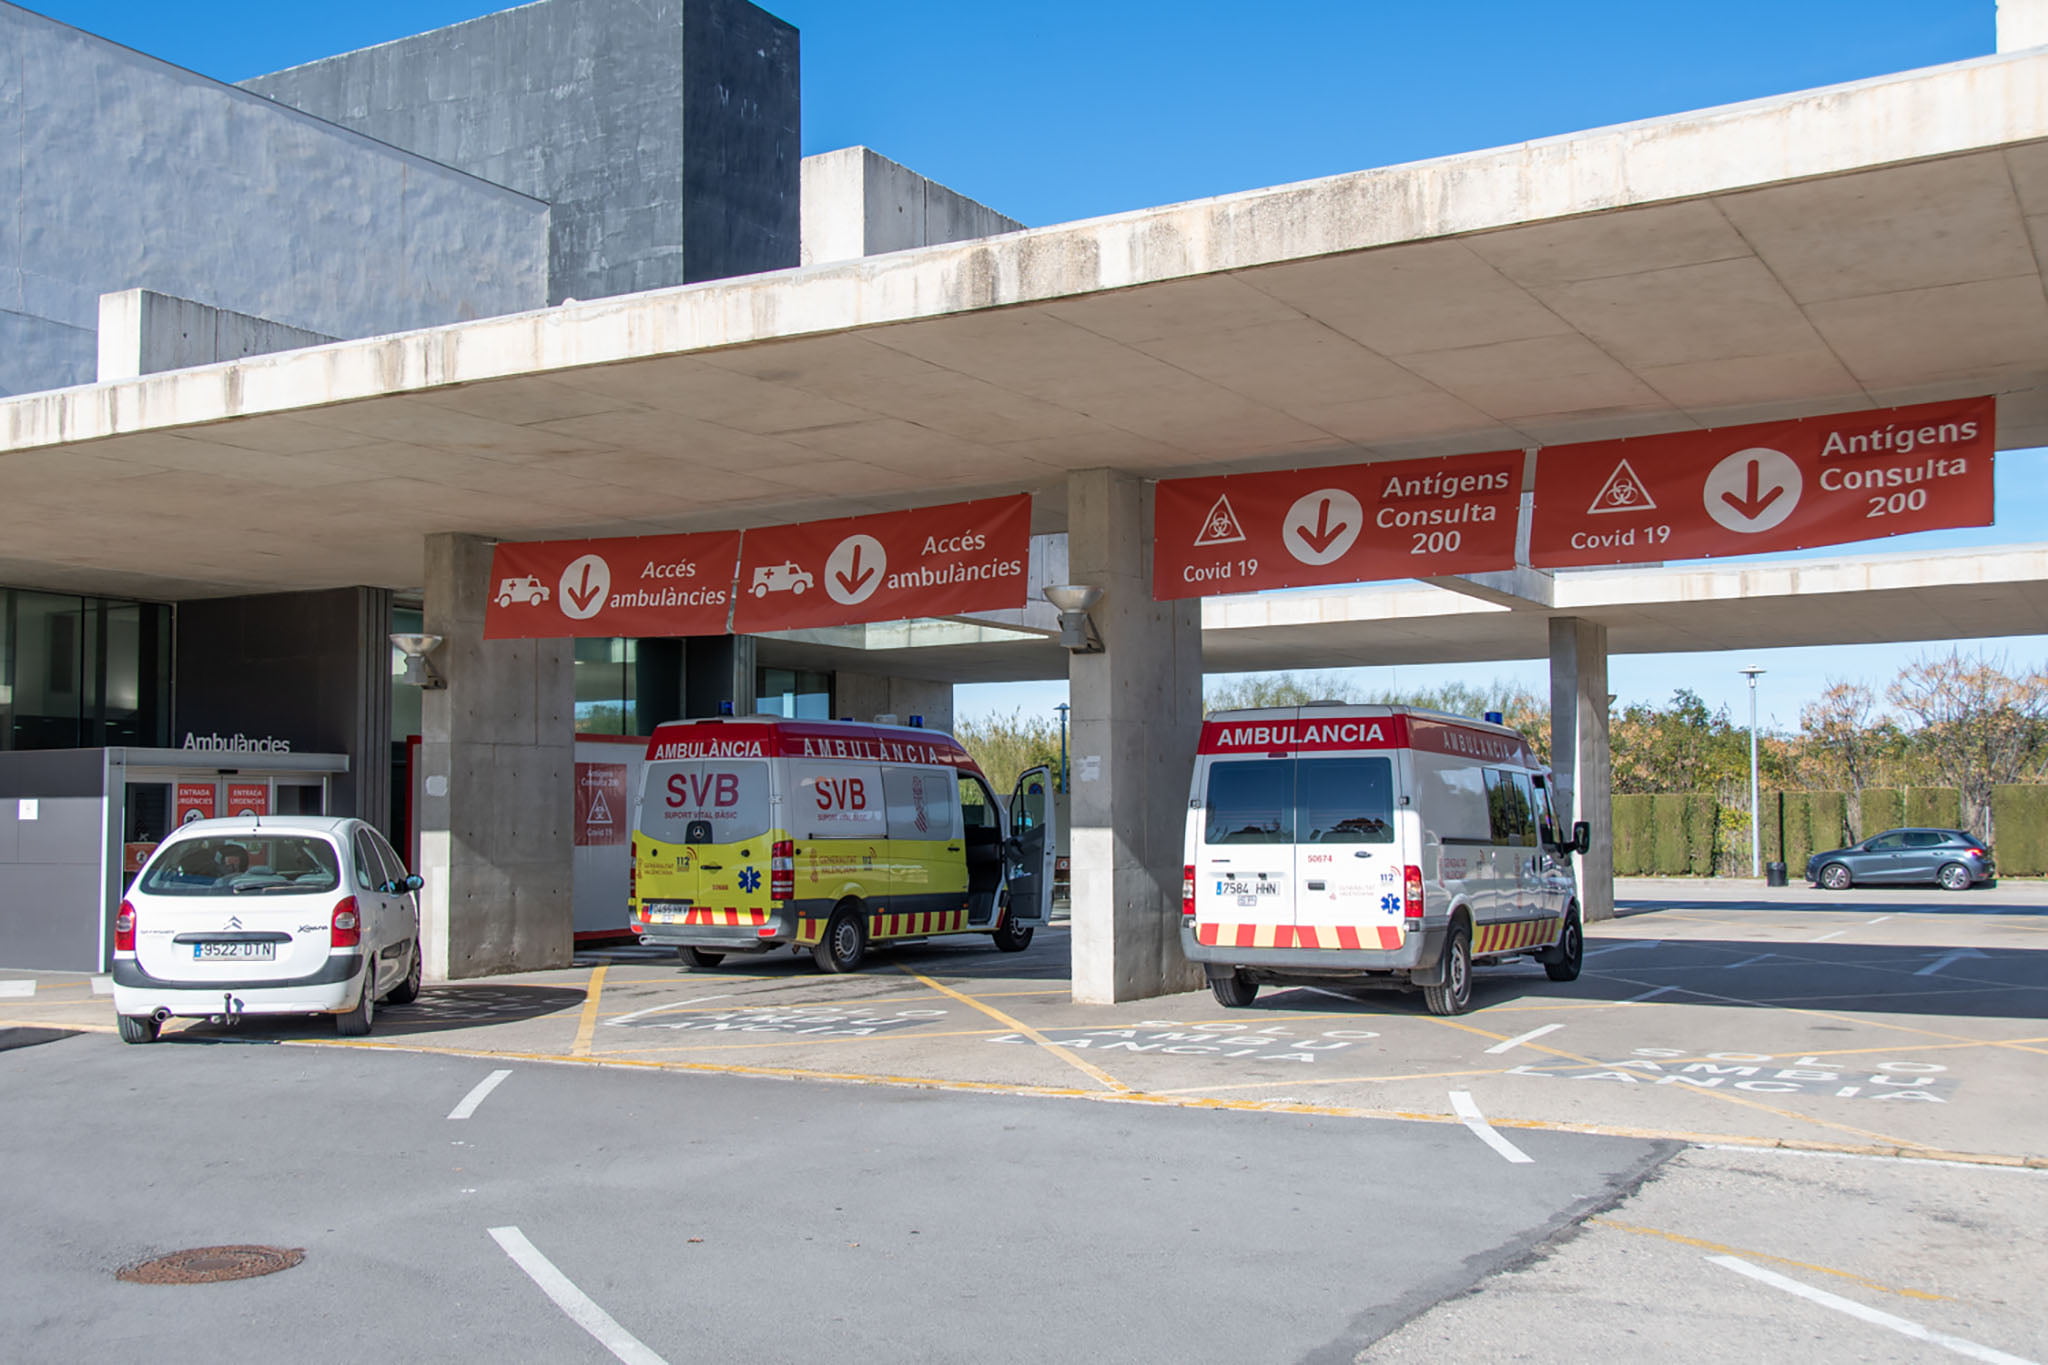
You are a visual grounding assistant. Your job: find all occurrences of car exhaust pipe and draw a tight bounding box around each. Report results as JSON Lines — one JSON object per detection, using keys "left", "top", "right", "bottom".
{"left": 151, "top": 1008, "right": 172, "bottom": 1023}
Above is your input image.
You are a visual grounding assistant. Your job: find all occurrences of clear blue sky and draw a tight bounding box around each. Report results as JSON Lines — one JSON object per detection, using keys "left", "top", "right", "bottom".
{"left": 33, "top": 0, "right": 2035, "bottom": 729}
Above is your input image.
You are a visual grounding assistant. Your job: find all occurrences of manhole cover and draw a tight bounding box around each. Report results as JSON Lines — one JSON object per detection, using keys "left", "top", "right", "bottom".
{"left": 117, "top": 1245, "right": 304, "bottom": 1284}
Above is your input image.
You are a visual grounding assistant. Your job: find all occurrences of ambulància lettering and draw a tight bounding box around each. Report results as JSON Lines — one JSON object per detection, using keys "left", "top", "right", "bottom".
{"left": 1218, "top": 721, "right": 1385, "bottom": 749}
{"left": 649, "top": 739, "right": 765, "bottom": 760}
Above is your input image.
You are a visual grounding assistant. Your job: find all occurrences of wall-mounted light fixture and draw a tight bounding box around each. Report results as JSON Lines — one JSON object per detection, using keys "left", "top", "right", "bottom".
{"left": 1043, "top": 584, "right": 1104, "bottom": 653}
{"left": 390, "top": 633, "right": 447, "bottom": 689}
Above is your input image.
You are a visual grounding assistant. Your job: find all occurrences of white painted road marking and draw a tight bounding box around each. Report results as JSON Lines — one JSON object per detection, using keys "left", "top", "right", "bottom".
{"left": 1916, "top": 948, "right": 1988, "bottom": 978}
{"left": 1485, "top": 1024, "right": 1563, "bottom": 1055}
{"left": 1722, "top": 953, "right": 1777, "bottom": 971}
{"left": 1449, "top": 1091, "right": 1533, "bottom": 1164}
{"left": 0, "top": 980, "right": 34, "bottom": 998}
{"left": 489, "top": 1226, "right": 669, "bottom": 1365}
{"left": 1707, "top": 1254, "right": 2037, "bottom": 1365}
{"left": 1621, "top": 985, "right": 1678, "bottom": 1004}
{"left": 1585, "top": 940, "right": 1662, "bottom": 957}
{"left": 448, "top": 1069, "right": 513, "bottom": 1121}
{"left": 1809, "top": 929, "right": 1848, "bottom": 942}
{"left": 90, "top": 976, "right": 112, "bottom": 996}
{"left": 606, "top": 992, "right": 731, "bottom": 1026}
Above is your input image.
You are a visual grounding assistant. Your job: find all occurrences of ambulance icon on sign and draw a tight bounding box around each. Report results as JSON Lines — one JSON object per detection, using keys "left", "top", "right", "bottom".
{"left": 495, "top": 575, "right": 551, "bottom": 608}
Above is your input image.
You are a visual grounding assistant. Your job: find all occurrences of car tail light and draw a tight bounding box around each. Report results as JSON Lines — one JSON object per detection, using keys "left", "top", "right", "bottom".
{"left": 1403, "top": 866, "right": 1425, "bottom": 924}
{"left": 1182, "top": 865, "right": 1196, "bottom": 919}
{"left": 331, "top": 896, "right": 361, "bottom": 948}
{"left": 770, "top": 839, "right": 795, "bottom": 901}
{"left": 115, "top": 900, "right": 136, "bottom": 952}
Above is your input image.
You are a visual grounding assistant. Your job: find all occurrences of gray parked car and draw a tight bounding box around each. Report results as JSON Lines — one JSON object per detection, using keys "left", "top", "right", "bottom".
{"left": 1806, "top": 828, "right": 1994, "bottom": 891}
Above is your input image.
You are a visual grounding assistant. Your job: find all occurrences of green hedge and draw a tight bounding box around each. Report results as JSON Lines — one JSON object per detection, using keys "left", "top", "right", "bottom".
{"left": 1686, "top": 794, "right": 1719, "bottom": 875}
{"left": 1858, "top": 787, "right": 1904, "bottom": 839}
{"left": 1992, "top": 785, "right": 2048, "bottom": 876}
{"left": 1905, "top": 787, "right": 1961, "bottom": 829}
{"left": 1651, "top": 794, "right": 1690, "bottom": 875}
{"left": 1613, "top": 794, "right": 1653, "bottom": 876}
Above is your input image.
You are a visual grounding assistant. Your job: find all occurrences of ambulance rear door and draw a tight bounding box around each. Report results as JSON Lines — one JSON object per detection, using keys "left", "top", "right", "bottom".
{"left": 1294, "top": 753, "right": 1402, "bottom": 943}
{"left": 1192, "top": 755, "right": 1295, "bottom": 941}
{"left": 1004, "top": 766, "right": 1056, "bottom": 922}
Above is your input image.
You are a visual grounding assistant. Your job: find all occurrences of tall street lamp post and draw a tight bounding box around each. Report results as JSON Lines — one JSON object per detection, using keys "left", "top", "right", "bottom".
{"left": 1740, "top": 666, "right": 1766, "bottom": 877}
{"left": 1055, "top": 702, "right": 1070, "bottom": 793}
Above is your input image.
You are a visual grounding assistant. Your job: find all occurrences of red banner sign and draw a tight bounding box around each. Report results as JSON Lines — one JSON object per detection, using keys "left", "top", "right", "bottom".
{"left": 174, "top": 783, "right": 216, "bottom": 825}
{"left": 730, "top": 495, "right": 1031, "bottom": 632}
{"left": 574, "top": 763, "right": 628, "bottom": 847}
{"left": 1153, "top": 451, "right": 1522, "bottom": 599}
{"left": 225, "top": 782, "right": 270, "bottom": 818}
{"left": 1529, "top": 396, "right": 1995, "bottom": 568}
{"left": 484, "top": 530, "right": 741, "bottom": 639}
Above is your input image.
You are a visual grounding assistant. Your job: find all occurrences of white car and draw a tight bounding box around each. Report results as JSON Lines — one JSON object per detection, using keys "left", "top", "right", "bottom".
{"left": 111, "top": 816, "right": 424, "bottom": 1043}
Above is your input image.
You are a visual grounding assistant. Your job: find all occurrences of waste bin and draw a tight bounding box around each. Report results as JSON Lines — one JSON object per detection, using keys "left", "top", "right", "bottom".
{"left": 1765, "top": 861, "right": 1788, "bottom": 887}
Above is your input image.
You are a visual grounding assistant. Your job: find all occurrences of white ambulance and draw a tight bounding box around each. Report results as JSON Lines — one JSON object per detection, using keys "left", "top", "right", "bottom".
{"left": 628, "top": 718, "right": 1056, "bottom": 972}
{"left": 1182, "top": 705, "right": 1590, "bottom": 1015}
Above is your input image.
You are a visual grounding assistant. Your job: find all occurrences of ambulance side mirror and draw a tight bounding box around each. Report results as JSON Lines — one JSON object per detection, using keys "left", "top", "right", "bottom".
{"left": 1569, "top": 821, "right": 1591, "bottom": 856}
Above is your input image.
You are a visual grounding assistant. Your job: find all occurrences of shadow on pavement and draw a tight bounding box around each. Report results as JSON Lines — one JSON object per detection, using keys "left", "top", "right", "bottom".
{"left": 164, "top": 983, "right": 589, "bottom": 1044}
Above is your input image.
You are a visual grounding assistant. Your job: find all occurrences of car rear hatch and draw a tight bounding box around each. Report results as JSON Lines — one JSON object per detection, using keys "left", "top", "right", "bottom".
{"left": 129, "top": 832, "right": 347, "bottom": 983}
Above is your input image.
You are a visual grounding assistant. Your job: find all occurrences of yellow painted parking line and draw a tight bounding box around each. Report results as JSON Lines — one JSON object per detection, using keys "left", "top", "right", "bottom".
{"left": 1587, "top": 1218, "right": 1948, "bottom": 1302}
{"left": 569, "top": 965, "right": 607, "bottom": 1058}
{"left": 278, "top": 1035, "right": 2048, "bottom": 1169}
{"left": 1150, "top": 1065, "right": 1525, "bottom": 1096}
{"left": 0, "top": 1017, "right": 113, "bottom": 1033}
{"left": 597, "top": 1027, "right": 1009, "bottom": 1057}
{"left": 895, "top": 967, "right": 1129, "bottom": 1093}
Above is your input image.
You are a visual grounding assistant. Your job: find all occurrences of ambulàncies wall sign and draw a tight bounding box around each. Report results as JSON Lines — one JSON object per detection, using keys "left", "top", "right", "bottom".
{"left": 482, "top": 496, "right": 1031, "bottom": 639}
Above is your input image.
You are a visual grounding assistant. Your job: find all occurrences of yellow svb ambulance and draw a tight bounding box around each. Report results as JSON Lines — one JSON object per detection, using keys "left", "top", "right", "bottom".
{"left": 628, "top": 718, "right": 1056, "bottom": 972}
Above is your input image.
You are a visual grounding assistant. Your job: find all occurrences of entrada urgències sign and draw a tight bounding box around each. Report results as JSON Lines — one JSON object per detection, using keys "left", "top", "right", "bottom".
{"left": 483, "top": 495, "right": 1030, "bottom": 639}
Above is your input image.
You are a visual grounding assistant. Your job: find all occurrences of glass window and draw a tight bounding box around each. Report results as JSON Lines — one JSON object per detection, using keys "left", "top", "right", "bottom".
{"left": 351, "top": 830, "right": 381, "bottom": 890}
{"left": 1484, "top": 769, "right": 1533, "bottom": 846}
{"left": 790, "top": 762, "right": 887, "bottom": 841}
{"left": 138, "top": 834, "right": 340, "bottom": 895}
{"left": 1532, "top": 774, "right": 1562, "bottom": 846}
{"left": 1902, "top": 831, "right": 1949, "bottom": 849}
{"left": 1203, "top": 760, "right": 1294, "bottom": 845}
{"left": 1297, "top": 757, "right": 1395, "bottom": 844}
{"left": 369, "top": 828, "right": 410, "bottom": 880}
{"left": 960, "top": 774, "right": 998, "bottom": 830}
{"left": 885, "top": 767, "right": 960, "bottom": 841}
{"left": 1867, "top": 832, "right": 1907, "bottom": 851}
{"left": 574, "top": 638, "right": 637, "bottom": 735}
{"left": 756, "top": 667, "right": 833, "bottom": 720}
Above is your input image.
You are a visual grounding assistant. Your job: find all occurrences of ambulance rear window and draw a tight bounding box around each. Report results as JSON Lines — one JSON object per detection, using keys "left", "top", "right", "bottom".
{"left": 1298, "top": 757, "right": 1394, "bottom": 844}
{"left": 1203, "top": 760, "right": 1294, "bottom": 844}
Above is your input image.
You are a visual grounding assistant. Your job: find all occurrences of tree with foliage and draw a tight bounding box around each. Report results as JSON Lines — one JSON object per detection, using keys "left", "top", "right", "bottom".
{"left": 1887, "top": 650, "right": 2048, "bottom": 835}
{"left": 954, "top": 709, "right": 1063, "bottom": 793}
{"left": 1610, "top": 688, "right": 1750, "bottom": 796}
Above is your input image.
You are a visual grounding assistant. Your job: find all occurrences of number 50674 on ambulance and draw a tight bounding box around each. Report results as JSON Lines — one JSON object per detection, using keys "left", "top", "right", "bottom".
{"left": 1182, "top": 706, "right": 1592, "bottom": 1015}
{"left": 629, "top": 718, "right": 1057, "bottom": 972}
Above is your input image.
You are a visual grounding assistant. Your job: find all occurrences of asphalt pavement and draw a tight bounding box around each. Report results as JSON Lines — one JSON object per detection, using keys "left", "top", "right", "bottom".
{"left": 3, "top": 876, "right": 2044, "bottom": 1363}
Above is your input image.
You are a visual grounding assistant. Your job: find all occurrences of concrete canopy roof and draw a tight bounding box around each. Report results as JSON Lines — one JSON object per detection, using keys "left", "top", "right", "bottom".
{"left": 4, "top": 47, "right": 2048, "bottom": 603}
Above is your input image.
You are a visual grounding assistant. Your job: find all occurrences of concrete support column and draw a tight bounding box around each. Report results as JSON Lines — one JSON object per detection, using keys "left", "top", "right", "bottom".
{"left": 418, "top": 533, "right": 575, "bottom": 980}
{"left": 1548, "top": 617, "right": 1614, "bottom": 924}
{"left": 834, "top": 672, "right": 954, "bottom": 732}
{"left": 1066, "top": 469, "right": 1205, "bottom": 1003}
{"left": 1998, "top": 0, "right": 2048, "bottom": 51}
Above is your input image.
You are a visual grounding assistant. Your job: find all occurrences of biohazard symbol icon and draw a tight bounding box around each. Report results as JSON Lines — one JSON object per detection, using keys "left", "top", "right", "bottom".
{"left": 1194, "top": 494, "right": 1247, "bottom": 546}
{"left": 1587, "top": 459, "right": 1656, "bottom": 515}
{"left": 585, "top": 788, "right": 614, "bottom": 826}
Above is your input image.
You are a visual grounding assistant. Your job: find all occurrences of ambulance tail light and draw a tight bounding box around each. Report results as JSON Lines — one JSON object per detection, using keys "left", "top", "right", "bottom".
{"left": 1181, "top": 866, "right": 1196, "bottom": 919}
{"left": 115, "top": 900, "right": 136, "bottom": 952}
{"left": 331, "top": 896, "right": 361, "bottom": 948}
{"left": 628, "top": 839, "right": 638, "bottom": 900}
{"left": 770, "top": 840, "right": 795, "bottom": 901}
{"left": 1403, "top": 866, "right": 1424, "bottom": 925}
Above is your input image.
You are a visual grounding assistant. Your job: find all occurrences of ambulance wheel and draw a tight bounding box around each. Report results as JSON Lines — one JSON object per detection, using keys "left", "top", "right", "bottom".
{"left": 992, "top": 916, "right": 1034, "bottom": 952}
{"left": 1424, "top": 922, "right": 1473, "bottom": 1016}
{"left": 680, "top": 948, "right": 725, "bottom": 968}
{"left": 1543, "top": 904, "right": 1583, "bottom": 983}
{"left": 117, "top": 1014, "right": 161, "bottom": 1044}
{"left": 813, "top": 906, "right": 867, "bottom": 974}
{"left": 1210, "top": 970, "right": 1258, "bottom": 1008}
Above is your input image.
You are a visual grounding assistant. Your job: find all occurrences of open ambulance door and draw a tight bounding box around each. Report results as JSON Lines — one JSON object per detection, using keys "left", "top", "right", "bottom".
{"left": 1005, "top": 766, "right": 1056, "bottom": 922}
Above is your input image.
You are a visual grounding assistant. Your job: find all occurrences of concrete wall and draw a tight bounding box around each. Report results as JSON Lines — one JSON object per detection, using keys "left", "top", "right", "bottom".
{"left": 833, "top": 672, "right": 955, "bottom": 734}
{"left": 245, "top": 0, "right": 800, "bottom": 301}
{"left": 174, "top": 588, "right": 394, "bottom": 835}
{"left": 0, "top": 750, "right": 108, "bottom": 971}
{"left": 802, "top": 147, "right": 1023, "bottom": 267}
{"left": 97, "top": 290, "right": 337, "bottom": 382}
{"left": 0, "top": 2, "right": 548, "bottom": 399}
{"left": 2000, "top": 0, "right": 2048, "bottom": 51}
